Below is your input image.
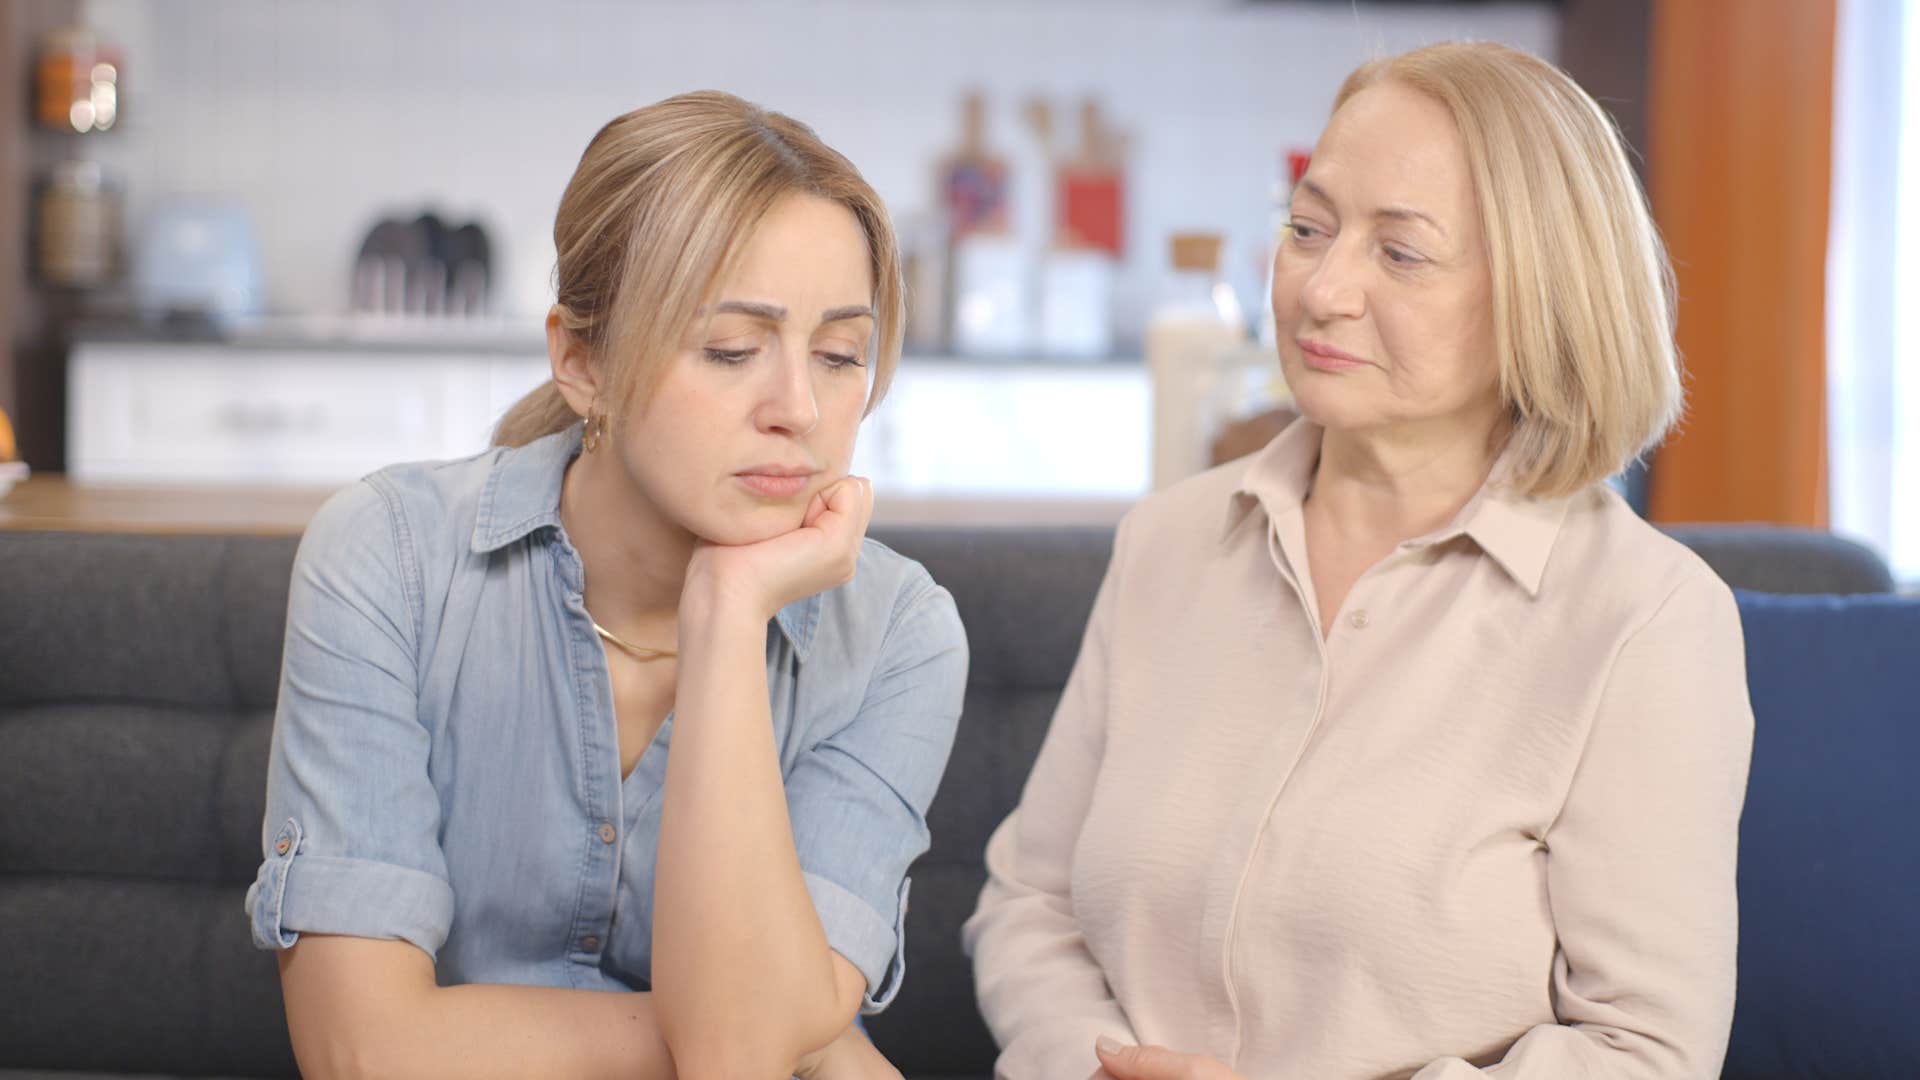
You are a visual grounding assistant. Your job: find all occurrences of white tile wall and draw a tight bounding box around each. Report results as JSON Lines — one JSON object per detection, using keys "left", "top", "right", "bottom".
{"left": 79, "top": 0, "right": 1557, "bottom": 341}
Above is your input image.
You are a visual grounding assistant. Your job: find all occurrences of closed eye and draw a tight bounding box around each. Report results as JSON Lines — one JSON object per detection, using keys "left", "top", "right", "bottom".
{"left": 818, "top": 351, "right": 866, "bottom": 370}
{"left": 704, "top": 347, "right": 757, "bottom": 365}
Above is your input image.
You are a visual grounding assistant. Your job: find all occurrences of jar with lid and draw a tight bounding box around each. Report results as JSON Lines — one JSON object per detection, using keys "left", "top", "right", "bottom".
{"left": 37, "top": 161, "right": 118, "bottom": 289}
{"left": 1146, "top": 232, "right": 1248, "bottom": 488}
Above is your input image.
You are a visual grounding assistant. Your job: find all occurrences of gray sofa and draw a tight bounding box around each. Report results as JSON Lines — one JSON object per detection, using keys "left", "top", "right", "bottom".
{"left": 0, "top": 523, "right": 1897, "bottom": 1079}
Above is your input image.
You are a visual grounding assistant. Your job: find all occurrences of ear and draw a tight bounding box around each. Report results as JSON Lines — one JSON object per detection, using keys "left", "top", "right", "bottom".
{"left": 547, "top": 306, "right": 599, "bottom": 418}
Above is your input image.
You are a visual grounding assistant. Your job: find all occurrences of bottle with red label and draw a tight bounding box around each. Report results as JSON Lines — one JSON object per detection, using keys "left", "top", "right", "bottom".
{"left": 1258, "top": 148, "right": 1313, "bottom": 349}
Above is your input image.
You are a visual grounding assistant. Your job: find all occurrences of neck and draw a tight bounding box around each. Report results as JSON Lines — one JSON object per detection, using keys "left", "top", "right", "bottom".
{"left": 1307, "top": 409, "right": 1507, "bottom": 546}
{"left": 559, "top": 445, "right": 691, "bottom": 642}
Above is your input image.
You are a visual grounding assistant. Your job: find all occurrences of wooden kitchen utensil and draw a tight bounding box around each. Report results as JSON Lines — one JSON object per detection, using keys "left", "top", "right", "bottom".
{"left": 938, "top": 92, "right": 1010, "bottom": 240}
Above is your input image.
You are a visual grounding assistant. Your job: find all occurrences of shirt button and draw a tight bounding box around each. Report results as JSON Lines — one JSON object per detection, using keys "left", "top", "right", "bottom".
{"left": 1349, "top": 609, "right": 1370, "bottom": 630}
{"left": 597, "top": 822, "right": 616, "bottom": 844}
{"left": 274, "top": 837, "right": 291, "bottom": 856}
{"left": 581, "top": 935, "right": 600, "bottom": 952}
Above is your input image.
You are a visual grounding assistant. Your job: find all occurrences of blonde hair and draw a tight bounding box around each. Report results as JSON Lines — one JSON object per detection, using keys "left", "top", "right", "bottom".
{"left": 494, "top": 91, "right": 904, "bottom": 448}
{"left": 1334, "top": 43, "right": 1682, "bottom": 499}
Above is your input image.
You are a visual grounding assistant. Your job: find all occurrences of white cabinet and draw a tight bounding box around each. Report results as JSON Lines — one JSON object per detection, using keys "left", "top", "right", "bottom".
{"left": 69, "top": 341, "right": 549, "bottom": 485}
{"left": 68, "top": 340, "right": 1150, "bottom": 500}
{"left": 854, "top": 360, "right": 1150, "bottom": 497}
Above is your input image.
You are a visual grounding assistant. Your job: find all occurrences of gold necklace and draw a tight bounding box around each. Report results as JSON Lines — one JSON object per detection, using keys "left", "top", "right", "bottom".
{"left": 590, "top": 617, "right": 678, "bottom": 662}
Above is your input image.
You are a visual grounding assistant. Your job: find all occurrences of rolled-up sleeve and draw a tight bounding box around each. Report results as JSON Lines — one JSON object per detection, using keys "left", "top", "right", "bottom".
{"left": 786, "top": 581, "right": 967, "bottom": 1014}
{"left": 245, "top": 478, "right": 454, "bottom": 958}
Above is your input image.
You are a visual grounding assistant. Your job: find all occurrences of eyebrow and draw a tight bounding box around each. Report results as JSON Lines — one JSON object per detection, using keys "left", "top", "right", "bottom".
{"left": 709, "top": 300, "right": 876, "bottom": 323}
{"left": 1296, "top": 179, "right": 1448, "bottom": 238}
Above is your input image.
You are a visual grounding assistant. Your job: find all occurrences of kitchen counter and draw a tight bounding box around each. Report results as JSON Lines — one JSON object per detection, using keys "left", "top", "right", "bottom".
{"left": 0, "top": 475, "right": 1133, "bottom": 536}
{"left": 72, "top": 315, "right": 549, "bottom": 355}
{"left": 0, "top": 475, "right": 338, "bottom": 535}
{"left": 71, "top": 317, "right": 1145, "bottom": 368}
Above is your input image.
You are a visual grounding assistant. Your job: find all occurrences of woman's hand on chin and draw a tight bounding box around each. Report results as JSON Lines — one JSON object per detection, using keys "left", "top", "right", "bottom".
{"left": 682, "top": 475, "right": 874, "bottom": 625}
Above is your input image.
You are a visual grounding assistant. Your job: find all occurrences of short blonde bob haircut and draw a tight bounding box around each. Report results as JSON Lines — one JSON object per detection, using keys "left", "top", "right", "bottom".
{"left": 1335, "top": 43, "right": 1683, "bottom": 499}
{"left": 495, "top": 91, "right": 904, "bottom": 448}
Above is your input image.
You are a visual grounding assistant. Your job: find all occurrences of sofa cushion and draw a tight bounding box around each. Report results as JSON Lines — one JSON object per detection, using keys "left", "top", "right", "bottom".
{"left": 0, "top": 705, "right": 270, "bottom": 883}
{"left": 0, "top": 533, "right": 296, "bottom": 710}
{"left": 863, "top": 528, "right": 1111, "bottom": 1076}
{"left": 1661, "top": 526, "right": 1894, "bottom": 595}
{"left": 1723, "top": 591, "right": 1920, "bottom": 1079}
{"left": 0, "top": 877, "right": 295, "bottom": 1077}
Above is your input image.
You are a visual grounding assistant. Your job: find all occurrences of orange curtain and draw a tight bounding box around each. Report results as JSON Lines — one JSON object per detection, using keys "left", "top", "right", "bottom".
{"left": 1646, "top": 0, "right": 1835, "bottom": 526}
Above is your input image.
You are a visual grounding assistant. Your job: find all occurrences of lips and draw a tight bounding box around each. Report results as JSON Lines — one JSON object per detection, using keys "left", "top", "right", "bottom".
{"left": 735, "top": 467, "right": 817, "bottom": 499}
{"left": 1297, "top": 339, "right": 1370, "bottom": 372}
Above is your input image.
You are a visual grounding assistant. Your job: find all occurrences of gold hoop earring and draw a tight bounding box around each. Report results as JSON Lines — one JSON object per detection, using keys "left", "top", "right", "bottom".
{"left": 582, "top": 408, "right": 608, "bottom": 453}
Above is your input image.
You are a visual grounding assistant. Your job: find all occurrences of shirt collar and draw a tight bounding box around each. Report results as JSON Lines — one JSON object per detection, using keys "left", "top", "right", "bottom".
{"left": 1222, "top": 416, "right": 1321, "bottom": 544}
{"left": 469, "top": 422, "right": 822, "bottom": 658}
{"left": 471, "top": 425, "right": 579, "bottom": 554}
{"left": 1225, "top": 418, "right": 1571, "bottom": 598}
{"left": 1445, "top": 471, "right": 1571, "bottom": 597}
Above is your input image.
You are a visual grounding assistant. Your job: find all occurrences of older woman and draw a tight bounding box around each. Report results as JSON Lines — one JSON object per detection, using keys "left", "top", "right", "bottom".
{"left": 966, "top": 43, "right": 1752, "bottom": 1080}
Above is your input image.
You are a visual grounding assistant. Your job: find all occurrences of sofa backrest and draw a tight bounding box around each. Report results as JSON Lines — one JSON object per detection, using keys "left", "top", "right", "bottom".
{"left": 0, "top": 522, "right": 1900, "bottom": 1078}
{"left": 0, "top": 532, "right": 300, "bottom": 1077}
{"left": 1721, "top": 590, "right": 1920, "bottom": 1080}
{"left": 863, "top": 527, "right": 1115, "bottom": 1072}
{"left": 1661, "top": 525, "right": 1894, "bottom": 595}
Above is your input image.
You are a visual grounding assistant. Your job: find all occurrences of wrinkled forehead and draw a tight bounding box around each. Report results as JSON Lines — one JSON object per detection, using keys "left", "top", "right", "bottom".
{"left": 1307, "top": 82, "right": 1481, "bottom": 235}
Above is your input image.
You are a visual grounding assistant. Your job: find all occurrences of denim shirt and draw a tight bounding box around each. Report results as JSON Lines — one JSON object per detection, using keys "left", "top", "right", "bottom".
{"left": 245, "top": 426, "right": 967, "bottom": 1011}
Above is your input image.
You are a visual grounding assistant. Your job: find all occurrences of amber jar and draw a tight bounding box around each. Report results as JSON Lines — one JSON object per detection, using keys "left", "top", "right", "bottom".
{"left": 36, "top": 27, "right": 121, "bottom": 134}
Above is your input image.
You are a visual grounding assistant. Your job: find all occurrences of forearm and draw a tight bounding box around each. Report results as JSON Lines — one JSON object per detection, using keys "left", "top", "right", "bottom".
{"left": 283, "top": 948, "right": 673, "bottom": 1080}
{"left": 402, "top": 984, "right": 673, "bottom": 1080}
{"left": 1410, "top": 1018, "right": 1702, "bottom": 1079}
{"left": 967, "top": 825, "right": 1137, "bottom": 1079}
{"left": 653, "top": 589, "right": 850, "bottom": 1075}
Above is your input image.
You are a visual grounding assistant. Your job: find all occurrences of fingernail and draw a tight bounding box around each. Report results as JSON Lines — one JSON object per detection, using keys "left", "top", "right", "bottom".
{"left": 1096, "top": 1035, "right": 1123, "bottom": 1055}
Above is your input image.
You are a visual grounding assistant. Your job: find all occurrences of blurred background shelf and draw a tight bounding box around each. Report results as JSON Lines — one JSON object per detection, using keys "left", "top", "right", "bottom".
{"left": 0, "top": 474, "right": 1136, "bottom": 535}
{"left": 63, "top": 333, "right": 1156, "bottom": 503}
{"left": 2, "top": 0, "right": 1908, "bottom": 577}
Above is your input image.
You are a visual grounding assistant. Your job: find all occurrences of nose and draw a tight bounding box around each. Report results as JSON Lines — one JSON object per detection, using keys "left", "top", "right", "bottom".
{"left": 753, "top": 344, "right": 819, "bottom": 437}
{"left": 1296, "top": 235, "right": 1366, "bottom": 324}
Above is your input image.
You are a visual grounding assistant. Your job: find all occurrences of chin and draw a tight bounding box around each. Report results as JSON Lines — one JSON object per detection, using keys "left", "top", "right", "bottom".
{"left": 695, "top": 501, "right": 810, "bottom": 546}
{"left": 1279, "top": 357, "right": 1347, "bottom": 428}
{"left": 1288, "top": 381, "right": 1377, "bottom": 433}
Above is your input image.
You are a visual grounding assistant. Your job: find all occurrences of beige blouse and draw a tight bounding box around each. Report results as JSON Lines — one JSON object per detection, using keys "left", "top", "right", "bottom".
{"left": 964, "top": 420, "right": 1753, "bottom": 1079}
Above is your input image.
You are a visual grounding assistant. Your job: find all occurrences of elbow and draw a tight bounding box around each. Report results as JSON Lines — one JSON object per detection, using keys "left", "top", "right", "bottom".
{"left": 658, "top": 962, "right": 858, "bottom": 1078}
{"left": 289, "top": 1029, "right": 414, "bottom": 1080}
{"left": 662, "top": 999, "right": 847, "bottom": 1080}
{"left": 791, "top": 992, "right": 859, "bottom": 1063}
{"left": 665, "top": 1037, "right": 807, "bottom": 1080}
